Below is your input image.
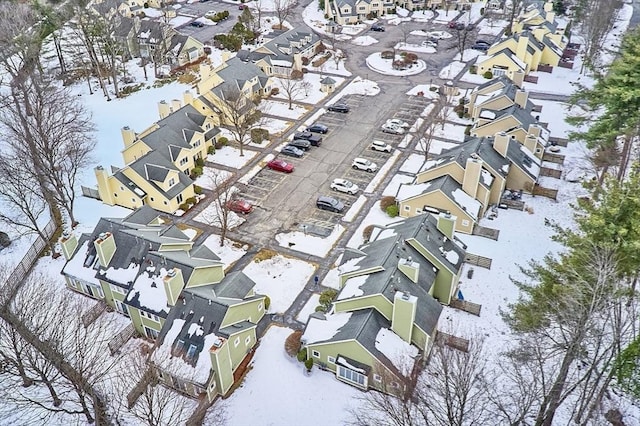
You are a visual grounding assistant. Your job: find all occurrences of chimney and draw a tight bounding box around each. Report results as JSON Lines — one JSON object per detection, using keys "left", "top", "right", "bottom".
{"left": 462, "top": 157, "right": 483, "bottom": 198}
{"left": 183, "top": 90, "right": 194, "bottom": 105}
{"left": 398, "top": 258, "right": 420, "bottom": 283}
{"left": 514, "top": 89, "right": 529, "bottom": 109}
{"left": 515, "top": 33, "right": 529, "bottom": 59}
{"left": 528, "top": 123, "right": 542, "bottom": 138}
{"left": 199, "top": 62, "right": 211, "bottom": 81}
{"left": 121, "top": 126, "right": 136, "bottom": 148}
{"left": 493, "top": 132, "right": 510, "bottom": 158}
{"left": 94, "top": 166, "right": 115, "bottom": 206}
{"left": 59, "top": 231, "right": 79, "bottom": 261}
{"left": 221, "top": 50, "right": 231, "bottom": 63}
{"left": 163, "top": 268, "right": 184, "bottom": 307}
{"left": 511, "top": 70, "right": 524, "bottom": 88}
{"left": 171, "top": 99, "right": 182, "bottom": 112}
{"left": 524, "top": 134, "right": 539, "bottom": 156}
{"left": 158, "top": 100, "right": 171, "bottom": 119}
{"left": 94, "top": 232, "right": 116, "bottom": 268}
{"left": 436, "top": 212, "right": 457, "bottom": 239}
{"left": 391, "top": 291, "right": 417, "bottom": 344}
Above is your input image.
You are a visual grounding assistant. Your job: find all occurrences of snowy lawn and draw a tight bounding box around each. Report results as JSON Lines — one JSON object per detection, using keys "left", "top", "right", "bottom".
{"left": 207, "top": 146, "right": 258, "bottom": 169}
{"left": 400, "top": 153, "right": 427, "bottom": 174}
{"left": 296, "top": 293, "right": 321, "bottom": 323}
{"left": 417, "top": 138, "right": 459, "bottom": 155}
{"left": 366, "top": 53, "right": 427, "bottom": 76}
{"left": 270, "top": 73, "right": 345, "bottom": 105}
{"left": 223, "top": 326, "right": 362, "bottom": 425}
{"left": 432, "top": 122, "right": 467, "bottom": 140}
{"left": 202, "top": 235, "right": 249, "bottom": 270}
{"left": 276, "top": 225, "right": 346, "bottom": 258}
{"left": 352, "top": 35, "right": 379, "bottom": 46}
{"left": 193, "top": 196, "right": 247, "bottom": 230}
{"left": 306, "top": 57, "right": 352, "bottom": 76}
{"left": 242, "top": 254, "right": 315, "bottom": 313}
{"left": 194, "top": 168, "right": 233, "bottom": 190}
{"left": 258, "top": 99, "right": 310, "bottom": 119}
{"left": 439, "top": 61, "right": 467, "bottom": 80}
{"left": 406, "top": 84, "right": 440, "bottom": 99}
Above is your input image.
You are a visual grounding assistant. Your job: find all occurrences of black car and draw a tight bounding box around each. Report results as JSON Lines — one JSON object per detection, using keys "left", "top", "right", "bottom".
{"left": 306, "top": 124, "right": 329, "bottom": 134}
{"left": 293, "top": 132, "right": 322, "bottom": 146}
{"left": 471, "top": 43, "right": 489, "bottom": 51}
{"left": 281, "top": 145, "right": 304, "bottom": 158}
{"left": 189, "top": 21, "right": 205, "bottom": 28}
{"left": 328, "top": 104, "right": 349, "bottom": 113}
{"left": 475, "top": 39, "right": 491, "bottom": 46}
{"left": 316, "top": 196, "right": 345, "bottom": 213}
{"left": 288, "top": 139, "right": 311, "bottom": 151}
{"left": 371, "top": 24, "right": 385, "bottom": 32}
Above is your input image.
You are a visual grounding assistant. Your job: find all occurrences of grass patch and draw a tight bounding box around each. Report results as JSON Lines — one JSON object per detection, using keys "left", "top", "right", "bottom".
{"left": 253, "top": 248, "right": 278, "bottom": 263}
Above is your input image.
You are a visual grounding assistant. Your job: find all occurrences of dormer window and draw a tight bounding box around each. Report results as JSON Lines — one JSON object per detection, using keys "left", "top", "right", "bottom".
{"left": 186, "top": 344, "right": 197, "bottom": 360}
{"left": 168, "top": 178, "right": 175, "bottom": 187}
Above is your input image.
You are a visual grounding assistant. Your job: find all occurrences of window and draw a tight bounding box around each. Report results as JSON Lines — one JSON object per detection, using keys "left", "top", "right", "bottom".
{"left": 245, "top": 336, "right": 251, "bottom": 346}
{"left": 144, "top": 326, "right": 159, "bottom": 340}
{"left": 257, "top": 302, "right": 263, "bottom": 311}
{"left": 461, "top": 219, "right": 470, "bottom": 227}
{"left": 391, "top": 382, "right": 400, "bottom": 388}
{"left": 404, "top": 205, "right": 410, "bottom": 211}
{"left": 110, "top": 284, "right": 126, "bottom": 295}
{"left": 120, "top": 186, "right": 124, "bottom": 191}
{"left": 114, "top": 193, "right": 118, "bottom": 197}
{"left": 141, "top": 311, "right": 160, "bottom": 322}
{"left": 194, "top": 140, "right": 201, "bottom": 148}
{"left": 174, "top": 339, "right": 185, "bottom": 354}
{"left": 180, "top": 157, "right": 188, "bottom": 166}
{"left": 234, "top": 337, "right": 240, "bottom": 347}
{"left": 168, "top": 178, "right": 176, "bottom": 187}
{"left": 328, "top": 356, "right": 336, "bottom": 364}
{"left": 416, "top": 209, "right": 422, "bottom": 214}
{"left": 337, "top": 366, "right": 366, "bottom": 387}
{"left": 312, "top": 350, "right": 320, "bottom": 358}
{"left": 187, "top": 344, "right": 198, "bottom": 359}
{"left": 164, "top": 201, "right": 168, "bottom": 205}
{"left": 373, "top": 374, "right": 382, "bottom": 382}
{"left": 177, "top": 194, "right": 183, "bottom": 204}
{"left": 114, "top": 300, "right": 129, "bottom": 316}
{"left": 208, "top": 380, "right": 216, "bottom": 390}
{"left": 150, "top": 197, "right": 154, "bottom": 202}
{"left": 131, "top": 198, "right": 136, "bottom": 203}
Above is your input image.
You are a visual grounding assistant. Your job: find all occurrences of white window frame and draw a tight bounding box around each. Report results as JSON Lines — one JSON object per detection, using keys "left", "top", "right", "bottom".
{"left": 144, "top": 326, "right": 159, "bottom": 340}
{"left": 312, "top": 350, "right": 320, "bottom": 358}
{"left": 373, "top": 374, "right": 382, "bottom": 382}
{"left": 461, "top": 219, "right": 470, "bottom": 227}
{"left": 337, "top": 365, "right": 367, "bottom": 387}
{"left": 245, "top": 336, "right": 251, "bottom": 346}
{"left": 234, "top": 337, "right": 240, "bottom": 347}
{"left": 110, "top": 284, "right": 126, "bottom": 295}
{"left": 328, "top": 356, "right": 336, "bottom": 364}
{"left": 404, "top": 205, "right": 410, "bottom": 211}
{"left": 114, "top": 299, "right": 129, "bottom": 316}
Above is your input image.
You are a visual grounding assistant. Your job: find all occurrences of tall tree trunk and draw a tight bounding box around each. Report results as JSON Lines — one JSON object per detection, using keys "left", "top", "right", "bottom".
{"left": 535, "top": 343, "right": 580, "bottom": 426}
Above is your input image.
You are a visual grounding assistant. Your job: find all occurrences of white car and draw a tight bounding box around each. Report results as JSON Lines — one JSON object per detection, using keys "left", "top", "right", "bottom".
{"left": 352, "top": 158, "right": 378, "bottom": 173}
{"left": 330, "top": 178, "right": 359, "bottom": 195}
{"left": 421, "top": 40, "right": 437, "bottom": 48}
{"left": 427, "top": 30, "right": 452, "bottom": 40}
{"left": 371, "top": 140, "right": 393, "bottom": 153}
{"left": 381, "top": 123, "right": 405, "bottom": 135}
{"left": 386, "top": 118, "right": 410, "bottom": 128}
{"left": 205, "top": 10, "right": 216, "bottom": 17}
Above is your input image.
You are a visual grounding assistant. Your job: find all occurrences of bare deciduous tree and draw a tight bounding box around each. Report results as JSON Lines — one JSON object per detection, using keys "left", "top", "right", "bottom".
{"left": 577, "top": 0, "right": 622, "bottom": 73}
{"left": 218, "top": 88, "right": 263, "bottom": 157}
{"left": 197, "top": 170, "right": 240, "bottom": 246}
{"left": 277, "top": 74, "right": 306, "bottom": 109}
{"left": 273, "top": 0, "right": 296, "bottom": 28}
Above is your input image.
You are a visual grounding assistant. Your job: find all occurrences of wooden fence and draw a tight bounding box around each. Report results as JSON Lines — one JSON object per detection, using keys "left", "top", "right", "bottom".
{"left": 450, "top": 299, "right": 482, "bottom": 316}
{"left": 81, "top": 301, "right": 107, "bottom": 327}
{"left": 524, "top": 75, "right": 539, "bottom": 84}
{"left": 108, "top": 323, "right": 136, "bottom": 355}
{"left": 464, "top": 253, "right": 492, "bottom": 269}
{"left": 533, "top": 184, "right": 559, "bottom": 200}
{"left": 540, "top": 167, "right": 562, "bottom": 179}
{"left": 472, "top": 224, "right": 500, "bottom": 240}
{"left": 499, "top": 199, "right": 525, "bottom": 210}
{"left": 542, "top": 152, "right": 565, "bottom": 164}
{"left": 81, "top": 185, "right": 101, "bottom": 200}
{"left": 436, "top": 331, "right": 470, "bottom": 353}
{"left": 1, "top": 219, "right": 58, "bottom": 303}
{"left": 548, "top": 136, "right": 569, "bottom": 147}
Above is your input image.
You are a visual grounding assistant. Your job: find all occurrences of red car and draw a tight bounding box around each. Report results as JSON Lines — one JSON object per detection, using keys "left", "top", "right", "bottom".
{"left": 227, "top": 199, "right": 253, "bottom": 214}
{"left": 267, "top": 159, "right": 294, "bottom": 173}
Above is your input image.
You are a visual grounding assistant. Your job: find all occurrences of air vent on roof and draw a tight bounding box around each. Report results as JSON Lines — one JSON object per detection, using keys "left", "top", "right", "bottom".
{"left": 401, "top": 292, "right": 411, "bottom": 301}
{"left": 166, "top": 269, "right": 176, "bottom": 278}
{"left": 98, "top": 232, "right": 107, "bottom": 240}
{"left": 212, "top": 338, "right": 223, "bottom": 348}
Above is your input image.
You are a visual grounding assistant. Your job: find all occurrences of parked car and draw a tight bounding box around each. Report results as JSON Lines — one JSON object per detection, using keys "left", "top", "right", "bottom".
{"left": 307, "top": 124, "right": 329, "bottom": 134}
{"left": 294, "top": 131, "right": 322, "bottom": 146}
{"left": 288, "top": 139, "right": 311, "bottom": 151}
{"left": 471, "top": 43, "right": 489, "bottom": 51}
{"left": 386, "top": 118, "right": 410, "bottom": 128}
{"left": 316, "top": 196, "right": 345, "bottom": 213}
{"left": 421, "top": 40, "right": 437, "bottom": 48}
{"left": 371, "top": 23, "right": 385, "bottom": 32}
{"left": 205, "top": 10, "right": 216, "bottom": 17}
{"left": 371, "top": 140, "right": 393, "bottom": 153}
{"left": 328, "top": 104, "right": 350, "bottom": 113}
{"left": 427, "top": 31, "right": 450, "bottom": 40}
{"left": 352, "top": 158, "right": 378, "bottom": 173}
{"left": 281, "top": 145, "right": 304, "bottom": 158}
{"left": 238, "top": 3, "right": 246, "bottom": 9}
{"left": 189, "top": 21, "right": 205, "bottom": 28}
{"left": 226, "top": 199, "right": 253, "bottom": 214}
{"left": 381, "top": 123, "right": 405, "bottom": 135}
{"left": 267, "top": 159, "right": 294, "bottom": 173}
{"left": 448, "top": 21, "right": 458, "bottom": 29}
{"left": 475, "top": 39, "right": 491, "bottom": 46}
{"left": 330, "top": 178, "right": 359, "bottom": 195}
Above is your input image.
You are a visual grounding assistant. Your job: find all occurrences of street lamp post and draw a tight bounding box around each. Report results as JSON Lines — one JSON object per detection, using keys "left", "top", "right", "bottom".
{"left": 302, "top": 225, "right": 307, "bottom": 236}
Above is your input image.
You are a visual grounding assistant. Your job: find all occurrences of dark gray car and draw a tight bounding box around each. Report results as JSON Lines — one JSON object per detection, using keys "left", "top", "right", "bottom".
{"left": 307, "top": 124, "right": 329, "bottom": 134}
{"left": 288, "top": 139, "right": 311, "bottom": 151}
{"left": 316, "top": 196, "right": 345, "bottom": 213}
{"left": 293, "top": 132, "right": 322, "bottom": 146}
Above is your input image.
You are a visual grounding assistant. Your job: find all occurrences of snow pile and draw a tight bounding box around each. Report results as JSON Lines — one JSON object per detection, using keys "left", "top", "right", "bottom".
{"left": 303, "top": 312, "right": 353, "bottom": 344}
{"left": 375, "top": 328, "right": 418, "bottom": 376}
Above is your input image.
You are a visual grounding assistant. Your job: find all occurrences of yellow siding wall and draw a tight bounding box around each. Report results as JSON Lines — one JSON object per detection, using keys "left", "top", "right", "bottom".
{"left": 416, "top": 162, "right": 464, "bottom": 185}
{"left": 399, "top": 191, "right": 476, "bottom": 234}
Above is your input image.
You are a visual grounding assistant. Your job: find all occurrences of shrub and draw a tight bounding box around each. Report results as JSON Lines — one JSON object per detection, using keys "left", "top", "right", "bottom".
{"left": 454, "top": 104, "right": 465, "bottom": 118}
{"left": 251, "top": 128, "right": 269, "bottom": 144}
{"left": 270, "top": 87, "right": 280, "bottom": 96}
{"left": 297, "top": 349, "right": 307, "bottom": 362}
{"left": 464, "top": 125, "right": 472, "bottom": 136}
{"left": 483, "top": 70, "right": 493, "bottom": 79}
{"left": 314, "top": 305, "right": 326, "bottom": 312}
{"left": 362, "top": 224, "right": 374, "bottom": 242}
{"left": 304, "top": 358, "right": 314, "bottom": 372}
{"left": 429, "top": 86, "right": 438, "bottom": 92}
{"left": 193, "top": 185, "right": 203, "bottom": 195}
{"left": 318, "top": 289, "right": 337, "bottom": 311}
{"left": 381, "top": 50, "right": 395, "bottom": 59}
{"left": 386, "top": 205, "right": 399, "bottom": 217}
{"left": 215, "top": 136, "right": 229, "bottom": 149}
{"left": 380, "top": 196, "right": 396, "bottom": 211}
{"left": 179, "top": 202, "right": 189, "bottom": 211}
{"left": 195, "top": 157, "right": 205, "bottom": 167}
{"left": 207, "top": 145, "right": 215, "bottom": 154}
{"left": 285, "top": 330, "right": 303, "bottom": 357}
{"left": 191, "top": 167, "right": 203, "bottom": 178}
{"left": 264, "top": 295, "right": 271, "bottom": 310}
{"left": 470, "top": 65, "right": 477, "bottom": 74}
{"left": 186, "top": 197, "right": 197, "bottom": 205}
{"left": 290, "top": 70, "right": 304, "bottom": 79}
{"left": 301, "top": 57, "right": 310, "bottom": 65}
